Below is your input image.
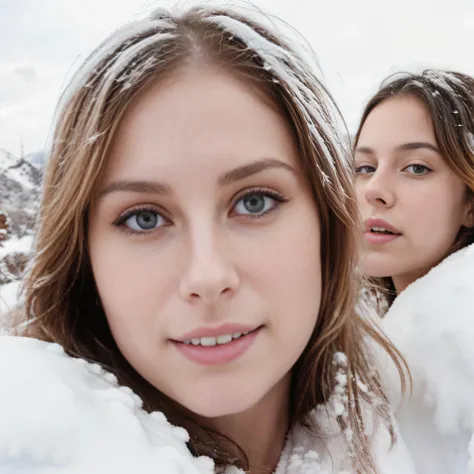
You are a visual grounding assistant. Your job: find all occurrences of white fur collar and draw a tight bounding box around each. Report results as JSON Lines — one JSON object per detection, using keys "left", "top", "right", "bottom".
{"left": 0, "top": 336, "right": 412, "bottom": 473}
{"left": 380, "top": 243, "right": 474, "bottom": 472}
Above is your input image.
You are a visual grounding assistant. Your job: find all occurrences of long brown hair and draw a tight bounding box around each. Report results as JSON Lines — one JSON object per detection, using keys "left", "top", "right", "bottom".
{"left": 16, "top": 5, "right": 408, "bottom": 473}
{"left": 355, "top": 70, "right": 474, "bottom": 307}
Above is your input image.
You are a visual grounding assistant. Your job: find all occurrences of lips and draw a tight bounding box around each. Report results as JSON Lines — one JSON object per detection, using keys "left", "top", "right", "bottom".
{"left": 363, "top": 217, "right": 402, "bottom": 246}
{"left": 171, "top": 325, "right": 263, "bottom": 366}
{"left": 364, "top": 218, "right": 402, "bottom": 235}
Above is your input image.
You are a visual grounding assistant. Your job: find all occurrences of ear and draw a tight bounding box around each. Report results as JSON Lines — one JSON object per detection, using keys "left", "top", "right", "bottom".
{"left": 462, "top": 194, "right": 474, "bottom": 228}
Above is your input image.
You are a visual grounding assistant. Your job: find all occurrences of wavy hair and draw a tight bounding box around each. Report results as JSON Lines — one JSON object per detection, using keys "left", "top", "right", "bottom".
{"left": 18, "top": 5, "right": 408, "bottom": 472}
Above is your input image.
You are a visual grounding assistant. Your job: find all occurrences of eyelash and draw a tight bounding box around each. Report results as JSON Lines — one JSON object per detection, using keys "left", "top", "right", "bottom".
{"left": 404, "top": 164, "right": 433, "bottom": 175}
{"left": 231, "top": 187, "right": 288, "bottom": 219}
{"left": 113, "top": 205, "right": 167, "bottom": 236}
{"left": 354, "top": 165, "right": 375, "bottom": 174}
{"left": 354, "top": 164, "right": 433, "bottom": 175}
{"left": 113, "top": 187, "right": 288, "bottom": 236}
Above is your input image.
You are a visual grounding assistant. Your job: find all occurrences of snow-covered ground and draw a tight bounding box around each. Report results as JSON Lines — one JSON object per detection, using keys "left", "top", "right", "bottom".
{"left": 0, "top": 280, "right": 20, "bottom": 311}
{"left": 0, "top": 235, "right": 32, "bottom": 332}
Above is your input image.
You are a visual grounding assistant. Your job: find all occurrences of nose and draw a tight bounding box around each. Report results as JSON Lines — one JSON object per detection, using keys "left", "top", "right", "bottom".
{"left": 363, "top": 169, "right": 396, "bottom": 208}
{"left": 179, "top": 227, "right": 240, "bottom": 305}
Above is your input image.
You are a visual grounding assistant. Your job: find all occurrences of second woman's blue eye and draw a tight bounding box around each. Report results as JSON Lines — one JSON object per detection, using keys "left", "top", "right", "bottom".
{"left": 405, "top": 164, "right": 431, "bottom": 175}
{"left": 355, "top": 165, "right": 375, "bottom": 174}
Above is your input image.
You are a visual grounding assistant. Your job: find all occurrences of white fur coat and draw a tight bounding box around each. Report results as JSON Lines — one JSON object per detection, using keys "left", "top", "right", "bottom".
{"left": 380, "top": 243, "right": 474, "bottom": 473}
{"left": 0, "top": 336, "right": 415, "bottom": 473}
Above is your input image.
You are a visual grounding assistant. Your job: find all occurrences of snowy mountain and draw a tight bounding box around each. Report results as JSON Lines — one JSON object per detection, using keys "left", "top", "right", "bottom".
{"left": 0, "top": 149, "right": 41, "bottom": 235}
{"left": 0, "top": 149, "right": 16, "bottom": 171}
{"left": 0, "top": 148, "right": 42, "bottom": 189}
{"left": 0, "top": 149, "right": 41, "bottom": 317}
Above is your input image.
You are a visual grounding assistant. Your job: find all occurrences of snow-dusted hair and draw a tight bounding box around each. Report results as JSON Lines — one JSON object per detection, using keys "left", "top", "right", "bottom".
{"left": 355, "top": 70, "right": 474, "bottom": 307}
{"left": 20, "top": 4, "right": 407, "bottom": 473}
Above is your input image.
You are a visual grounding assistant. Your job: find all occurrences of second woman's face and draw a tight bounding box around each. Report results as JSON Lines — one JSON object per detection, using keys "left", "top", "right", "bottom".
{"left": 88, "top": 66, "right": 322, "bottom": 418}
{"left": 355, "top": 95, "right": 472, "bottom": 292}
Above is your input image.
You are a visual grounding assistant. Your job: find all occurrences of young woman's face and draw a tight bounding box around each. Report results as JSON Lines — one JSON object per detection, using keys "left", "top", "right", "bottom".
{"left": 355, "top": 95, "right": 472, "bottom": 292}
{"left": 88, "top": 67, "right": 322, "bottom": 418}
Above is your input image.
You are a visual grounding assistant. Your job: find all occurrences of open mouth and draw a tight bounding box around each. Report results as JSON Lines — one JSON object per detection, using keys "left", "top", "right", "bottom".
{"left": 369, "top": 226, "right": 400, "bottom": 236}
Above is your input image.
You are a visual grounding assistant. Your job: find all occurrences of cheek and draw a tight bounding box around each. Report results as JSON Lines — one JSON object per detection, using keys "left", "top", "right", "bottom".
{"left": 252, "top": 209, "right": 322, "bottom": 328}
{"left": 355, "top": 181, "right": 365, "bottom": 204}
{"left": 88, "top": 233, "right": 172, "bottom": 337}
{"left": 407, "top": 184, "right": 466, "bottom": 241}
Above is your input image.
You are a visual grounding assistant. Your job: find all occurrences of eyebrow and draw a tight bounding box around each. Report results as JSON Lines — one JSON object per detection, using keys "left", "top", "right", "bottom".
{"left": 218, "top": 158, "right": 295, "bottom": 186}
{"left": 98, "top": 158, "right": 295, "bottom": 200}
{"left": 395, "top": 142, "right": 440, "bottom": 154}
{"left": 355, "top": 142, "right": 441, "bottom": 155}
{"left": 98, "top": 180, "right": 172, "bottom": 200}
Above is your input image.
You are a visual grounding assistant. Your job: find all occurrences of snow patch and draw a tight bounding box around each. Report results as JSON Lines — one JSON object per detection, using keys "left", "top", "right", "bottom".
{"left": 0, "top": 235, "right": 33, "bottom": 262}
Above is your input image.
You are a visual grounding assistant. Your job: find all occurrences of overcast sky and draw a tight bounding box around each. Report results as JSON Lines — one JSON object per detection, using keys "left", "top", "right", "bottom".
{"left": 0, "top": 0, "right": 473, "bottom": 156}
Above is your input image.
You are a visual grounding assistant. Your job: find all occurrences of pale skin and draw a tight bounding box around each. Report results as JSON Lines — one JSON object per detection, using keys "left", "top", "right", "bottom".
{"left": 355, "top": 95, "right": 473, "bottom": 293}
{"left": 88, "top": 66, "right": 322, "bottom": 472}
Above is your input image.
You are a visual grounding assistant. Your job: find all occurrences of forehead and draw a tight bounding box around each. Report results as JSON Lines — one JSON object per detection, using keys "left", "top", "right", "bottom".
{"left": 102, "top": 66, "right": 300, "bottom": 183}
{"left": 358, "top": 95, "right": 436, "bottom": 149}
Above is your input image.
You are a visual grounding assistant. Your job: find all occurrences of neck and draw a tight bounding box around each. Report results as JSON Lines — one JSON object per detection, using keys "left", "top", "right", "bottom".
{"left": 391, "top": 249, "right": 459, "bottom": 294}
{"left": 202, "top": 373, "right": 291, "bottom": 473}
{"left": 392, "top": 275, "right": 412, "bottom": 294}
{"left": 392, "top": 265, "right": 435, "bottom": 294}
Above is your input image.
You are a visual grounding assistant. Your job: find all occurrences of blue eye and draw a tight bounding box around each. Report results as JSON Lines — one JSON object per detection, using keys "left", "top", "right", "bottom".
{"left": 355, "top": 165, "right": 375, "bottom": 174}
{"left": 233, "top": 190, "right": 286, "bottom": 217}
{"left": 115, "top": 209, "right": 166, "bottom": 233}
{"left": 404, "top": 164, "right": 432, "bottom": 175}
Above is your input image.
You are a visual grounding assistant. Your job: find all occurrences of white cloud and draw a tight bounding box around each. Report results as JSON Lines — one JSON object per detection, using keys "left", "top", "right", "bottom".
{"left": 0, "top": 0, "right": 473, "bottom": 154}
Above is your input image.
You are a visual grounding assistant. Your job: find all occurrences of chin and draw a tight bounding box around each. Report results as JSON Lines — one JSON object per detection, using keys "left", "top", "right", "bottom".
{"left": 360, "top": 255, "right": 396, "bottom": 278}
{"left": 178, "top": 384, "right": 263, "bottom": 419}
